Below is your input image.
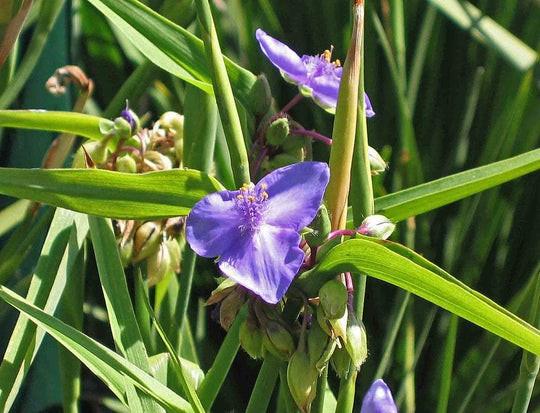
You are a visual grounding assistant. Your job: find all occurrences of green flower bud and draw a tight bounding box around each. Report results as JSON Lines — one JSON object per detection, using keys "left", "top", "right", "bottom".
{"left": 269, "top": 153, "right": 299, "bottom": 169}
{"left": 72, "top": 141, "right": 108, "bottom": 168}
{"left": 266, "top": 117, "right": 290, "bottom": 146}
{"left": 344, "top": 313, "right": 368, "bottom": 371}
{"left": 116, "top": 154, "right": 138, "bottom": 173}
{"left": 146, "top": 243, "right": 171, "bottom": 287}
{"left": 304, "top": 205, "right": 331, "bottom": 248}
{"left": 307, "top": 321, "right": 328, "bottom": 365}
{"left": 159, "top": 112, "right": 185, "bottom": 164}
{"left": 239, "top": 318, "right": 264, "bottom": 359}
{"left": 249, "top": 74, "right": 273, "bottom": 116}
{"left": 330, "top": 344, "right": 351, "bottom": 379}
{"left": 263, "top": 320, "right": 295, "bottom": 361}
{"left": 368, "top": 146, "right": 388, "bottom": 175}
{"left": 327, "top": 306, "right": 348, "bottom": 341}
{"left": 117, "top": 236, "right": 134, "bottom": 267}
{"left": 282, "top": 134, "right": 309, "bottom": 153}
{"left": 113, "top": 117, "right": 134, "bottom": 139}
{"left": 164, "top": 238, "right": 182, "bottom": 273}
{"left": 287, "top": 346, "right": 318, "bottom": 413}
{"left": 358, "top": 214, "right": 396, "bottom": 240}
{"left": 133, "top": 221, "right": 163, "bottom": 262}
{"left": 319, "top": 279, "right": 348, "bottom": 319}
{"left": 314, "top": 338, "right": 338, "bottom": 373}
{"left": 99, "top": 119, "right": 115, "bottom": 135}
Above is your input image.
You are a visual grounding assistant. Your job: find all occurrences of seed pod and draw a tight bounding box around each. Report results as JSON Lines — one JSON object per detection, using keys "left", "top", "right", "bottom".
{"left": 307, "top": 321, "right": 328, "bottom": 366}
{"left": 266, "top": 117, "right": 290, "bottom": 146}
{"left": 327, "top": 306, "right": 348, "bottom": 342}
{"left": 249, "top": 74, "right": 272, "bottom": 116}
{"left": 117, "top": 236, "right": 134, "bottom": 267}
{"left": 113, "top": 116, "right": 134, "bottom": 139}
{"left": 344, "top": 312, "right": 368, "bottom": 371}
{"left": 319, "top": 279, "right": 347, "bottom": 319}
{"left": 160, "top": 111, "right": 184, "bottom": 164}
{"left": 282, "top": 134, "right": 309, "bottom": 153}
{"left": 358, "top": 215, "right": 395, "bottom": 240}
{"left": 304, "top": 204, "right": 331, "bottom": 248}
{"left": 164, "top": 238, "right": 182, "bottom": 273}
{"left": 239, "top": 318, "right": 264, "bottom": 359}
{"left": 133, "top": 221, "right": 163, "bottom": 262}
{"left": 146, "top": 242, "right": 171, "bottom": 287}
{"left": 219, "top": 291, "right": 246, "bottom": 331}
{"left": 143, "top": 150, "right": 173, "bottom": 171}
{"left": 262, "top": 320, "right": 295, "bottom": 361}
{"left": 287, "top": 346, "right": 318, "bottom": 412}
{"left": 330, "top": 344, "right": 351, "bottom": 379}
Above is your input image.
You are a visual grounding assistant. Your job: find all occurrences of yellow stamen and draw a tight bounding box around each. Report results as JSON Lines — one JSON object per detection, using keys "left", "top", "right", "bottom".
{"left": 236, "top": 194, "right": 244, "bottom": 200}
{"left": 262, "top": 191, "right": 268, "bottom": 199}
{"left": 247, "top": 196, "right": 255, "bottom": 202}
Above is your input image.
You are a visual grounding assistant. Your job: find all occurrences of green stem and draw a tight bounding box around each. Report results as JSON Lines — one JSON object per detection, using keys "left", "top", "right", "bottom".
{"left": 335, "top": 369, "right": 358, "bottom": 413}
{"left": 435, "top": 314, "right": 458, "bottom": 413}
{"left": 245, "top": 354, "right": 282, "bottom": 413}
{"left": 198, "top": 306, "right": 246, "bottom": 410}
{"left": 174, "top": 247, "right": 197, "bottom": 334}
{"left": 311, "top": 367, "right": 328, "bottom": 413}
{"left": 194, "top": 0, "right": 250, "bottom": 186}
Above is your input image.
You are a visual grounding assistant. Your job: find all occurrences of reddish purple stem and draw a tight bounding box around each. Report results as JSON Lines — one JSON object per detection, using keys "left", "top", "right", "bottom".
{"left": 289, "top": 129, "right": 333, "bottom": 146}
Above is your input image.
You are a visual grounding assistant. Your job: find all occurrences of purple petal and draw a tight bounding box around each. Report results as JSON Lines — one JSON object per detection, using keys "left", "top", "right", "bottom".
{"left": 256, "top": 29, "right": 308, "bottom": 85}
{"left": 364, "top": 93, "right": 376, "bottom": 117}
{"left": 218, "top": 226, "right": 304, "bottom": 303}
{"left": 360, "top": 380, "right": 398, "bottom": 413}
{"left": 260, "top": 162, "right": 330, "bottom": 231}
{"left": 185, "top": 190, "right": 243, "bottom": 258}
{"left": 309, "top": 73, "right": 341, "bottom": 112}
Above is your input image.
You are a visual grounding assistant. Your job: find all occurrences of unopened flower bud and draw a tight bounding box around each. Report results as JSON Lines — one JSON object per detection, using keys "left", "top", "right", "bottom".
{"left": 164, "top": 238, "right": 182, "bottom": 273}
{"left": 146, "top": 242, "right": 171, "bottom": 287}
{"left": 269, "top": 153, "right": 299, "bottom": 169}
{"left": 263, "top": 320, "right": 295, "bottom": 361}
{"left": 72, "top": 141, "right": 108, "bottom": 168}
{"left": 249, "top": 74, "right": 272, "bottom": 116}
{"left": 113, "top": 117, "right": 134, "bottom": 139}
{"left": 319, "top": 279, "right": 347, "bottom": 319}
{"left": 239, "top": 318, "right": 264, "bottom": 359}
{"left": 266, "top": 117, "right": 290, "bottom": 146}
{"left": 368, "top": 146, "right": 387, "bottom": 175}
{"left": 133, "top": 221, "right": 163, "bottom": 262}
{"left": 117, "top": 236, "right": 134, "bottom": 267}
{"left": 344, "top": 313, "right": 368, "bottom": 370}
{"left": 327, "top": 307, "right": 348, "bottom": 341}
{"left": 330, "top": 344, "right": 351, "bottom": 379}
{"left": 287, "top": 346, "right": 319, "bottom": 413}
{"left": 116, "top": 154, "right": 138, "bottom": 173}
{"left": 304, "top": 204, "right": 331, "bottom": 248}
{"left": 219, "top": 291, "right": 246, "bottom": 331}
{"left": 282, "top": 134, "right": 309, "bottom": 153}
{"left": 358, "top": 215, "right": 395, "bottom": 240}
{"left": 159, "top": 111, "right": 184, "bottom": 164}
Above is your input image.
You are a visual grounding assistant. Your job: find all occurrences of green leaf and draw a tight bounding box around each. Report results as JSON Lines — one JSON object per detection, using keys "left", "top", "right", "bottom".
{"left": 0, "top": 110, "right": 109, "bottom": 141}
{"left": 0, "top": 284, "right": 194, "bottom": 412}
{"left": 86, "top": 0, "right": 256, "bottom": 107}
{"left": 428, "top": 0, "right": 538, "bottom": 72}
{"left": 373, "top": 148, "right": 540, "bottom": 222}
{"left": 0, "top": 168, "right": 223, "bottom": 219}
{"left": 88, "top": 216, "right": 161, "bottom": 411}
{"left": 0, "top": 209, "right": 88, "bottom": 411}
{"left": 304, "top": 238, "right": 540, "bottom": 356}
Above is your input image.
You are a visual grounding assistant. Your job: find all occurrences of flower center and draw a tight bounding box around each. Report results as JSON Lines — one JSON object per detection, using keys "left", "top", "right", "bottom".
{"left": 235, "top": 183, "right": 269, "bottom": 232}
{"left": 301, "top": 46, "right": 341, "bottom": 81}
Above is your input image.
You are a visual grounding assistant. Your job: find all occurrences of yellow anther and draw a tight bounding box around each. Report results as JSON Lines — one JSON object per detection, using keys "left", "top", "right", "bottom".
{"left": 247, "top": 196, "right": 255, "bottom": 202}
{"left": 260, "top": 183, "right": 268, "bottom": 189}
{"left": 262, "top": 191, "right": 269, "bottom": 199}
{"left": 236, "top": 194, "right": 244, "bottom": 200}
{"left": 323, "top": 50, "right": 331, "bottom": 62}
{"left": 334, "top": 59, "right": 341, "bottom": 67}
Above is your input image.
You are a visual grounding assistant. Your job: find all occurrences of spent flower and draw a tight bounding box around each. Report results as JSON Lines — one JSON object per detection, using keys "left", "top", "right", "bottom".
{"left": 186, "top": 162, "right": 330, "bottom": 303}
{"left": 256, "top": 28, "right": 375, "bottom": 116}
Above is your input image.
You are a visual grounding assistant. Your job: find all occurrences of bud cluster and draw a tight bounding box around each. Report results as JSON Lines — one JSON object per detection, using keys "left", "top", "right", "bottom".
{"left": 75, "top": 107, "right": 186, "bottom": 285}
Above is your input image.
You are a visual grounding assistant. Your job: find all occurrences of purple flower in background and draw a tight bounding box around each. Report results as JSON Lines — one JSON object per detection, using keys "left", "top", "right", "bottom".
{"left": 360, "top": 379, "right": 398, "bottom": 413}
{"left": 256, "top": 28, "right": 375, "bottom": 116}
{"left": 186, "top": 162, "right": 330, "bottom": 304}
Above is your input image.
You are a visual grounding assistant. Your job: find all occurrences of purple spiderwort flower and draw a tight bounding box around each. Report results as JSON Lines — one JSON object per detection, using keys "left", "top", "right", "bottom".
{"left": 256, "top": 28, "right": 375, "bottom": 116}
{"left": 360, "top": 379, "right": 398, "bottom": 413}
{"left": 186, "top": 162, "right": 330, "bottom": 304}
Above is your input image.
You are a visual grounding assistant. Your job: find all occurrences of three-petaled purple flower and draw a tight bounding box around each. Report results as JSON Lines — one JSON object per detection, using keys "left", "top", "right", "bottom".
{"left": 256, "top": 28, "right": 375, "bottom": 116}
{"left": 186, "top": 162, "right": 330, "bottom": 304}
{"left": 360, "top": 379, "right": 398, "bottom": 413}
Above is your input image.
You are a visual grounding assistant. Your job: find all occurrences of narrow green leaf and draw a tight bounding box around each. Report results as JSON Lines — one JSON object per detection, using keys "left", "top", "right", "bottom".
{"left": 86, "top": 0, "right": 256, "bottom": 108}
{"left": 428, "top": 0, "right": 538, "bottom": 72}
{"left": 88, "top": 216, "right": 160, "bottom": 411}
{"left": 0, "top": 168, "right": 223, "bottom": 219}
{"left": 0, "top": 199, "right": 29, "bottom": 237}
{"left": 0, "top": 209, "right": 87, "bottom": 411}
{"left": 374, "top": 148, "right": 540, "bottom": 222}
{"left": 0, "top": 284, "right": 194, "bottom": 412}
{"left": 0, "top": 110, "right": 109, "bottom": 141}
{"left": 307, "top": 238, "right": 540, "bottom": 356}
